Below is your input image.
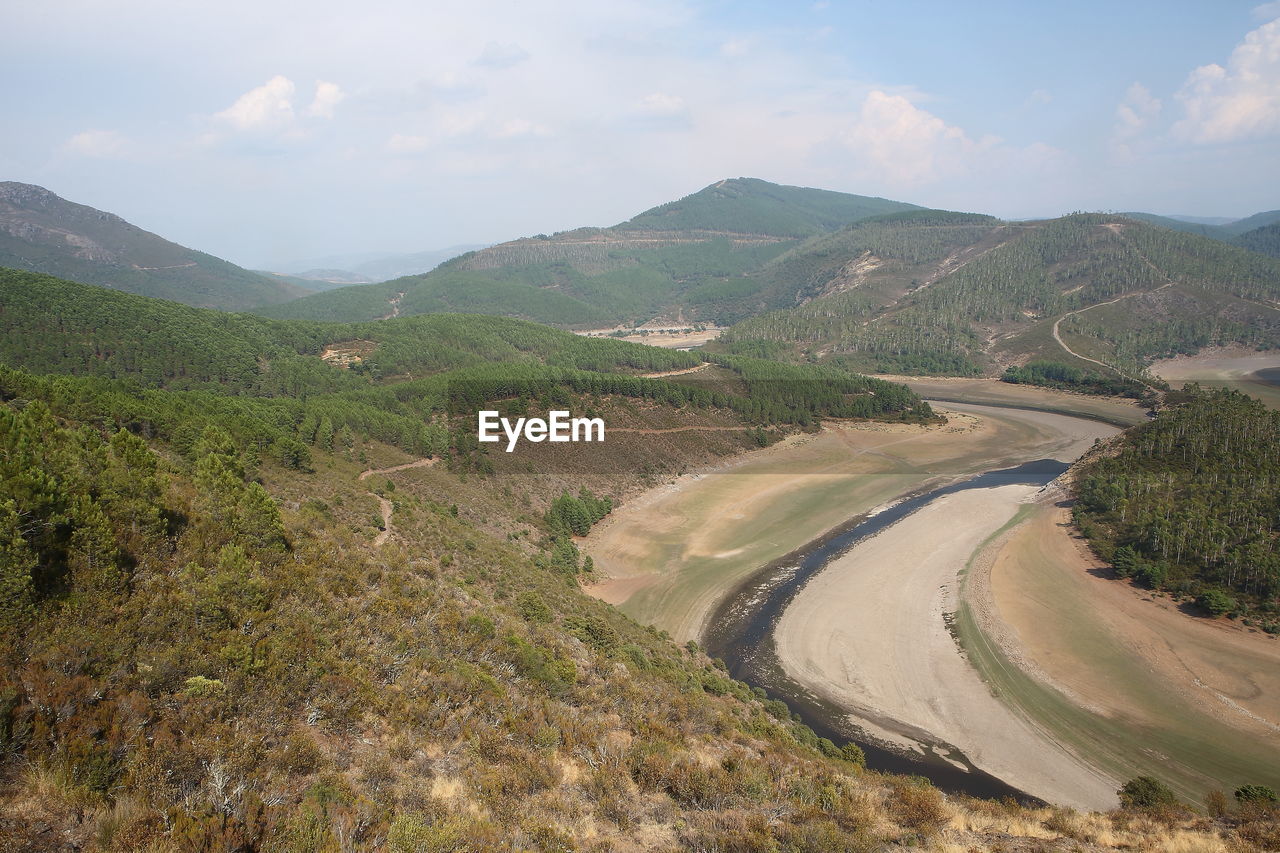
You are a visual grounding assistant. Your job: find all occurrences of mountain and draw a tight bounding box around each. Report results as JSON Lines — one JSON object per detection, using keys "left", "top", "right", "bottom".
{"left": 1219, "top": 209, "right": 1280, "bottom": 237}
{"left": 0, "top": 182, "right": 305, "bottom": 309}
{"left": 346, "top": 243, "right": 488, "bottom": 281}
{"left": 285, "top": 268, "right": 376, "bottom": 285}
{"left": 716, "top": 212, "right": 1280, "bottom": 380}
{"left": 1237, "top": 223, "right": 1280, "bottom": 258}
{"left": 255, "top": 179, "right": 924, "bottom": 326}
{"left": 1121, "top": 209, "right": 1280, "bottom": 243}
{"left": 616, "top": 176, "right": 920, "bottom": 237}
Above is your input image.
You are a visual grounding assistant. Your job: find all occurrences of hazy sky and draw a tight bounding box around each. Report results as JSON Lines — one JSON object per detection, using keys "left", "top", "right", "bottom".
{"left": 4, "top": 1, "right": 1279, "bottom": 268}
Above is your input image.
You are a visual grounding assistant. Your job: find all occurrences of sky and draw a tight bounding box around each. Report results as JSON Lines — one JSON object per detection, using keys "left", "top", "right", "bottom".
{"left": 3, "top": 0, "right": 1280, "bottom": 269}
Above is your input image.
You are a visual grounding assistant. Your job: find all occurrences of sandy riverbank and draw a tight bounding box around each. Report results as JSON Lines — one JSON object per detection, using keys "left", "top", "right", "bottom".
{"left": 971, "top": 493, "right": 1280, "bottom": 802}
{"left": 583, "top": 401, "right": 1110, "bottom": 642}
{"left": 770, "top": 410, "right": 1118, "bottom": 809}
{"left": 1150, "top": 347, "right": 1280, "bottom": 408}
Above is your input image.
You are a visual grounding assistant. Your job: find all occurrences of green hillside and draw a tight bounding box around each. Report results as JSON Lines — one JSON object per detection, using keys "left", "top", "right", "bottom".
{"left": 0, "top": 182, "right": 304, "bottom": 310}
{"left": 717, "top": 214, "right": 1280, "bottom": 379}
{"left": 0, "top": 274, "right": 1266, "bottom": 853}
{"left": 1075, "top": 388, "right": 1280, "bottom": 623}
{"left": 1236, "top": 223, "right": 1280, "bottom": 258}
{"left": 1121, "top": 209, "right": 1280, "bottom": 245}
{"left": 617, "top": 177, "right": 921, "bottom": 237}
{"left": 0, "top": 268, "right": 931, "bottom": 462}
{"left": 1220, "top": 209, "right": 1280, "bottom": 237}
{"left": 255, "top": 179, "right": 925, "bottom": 327}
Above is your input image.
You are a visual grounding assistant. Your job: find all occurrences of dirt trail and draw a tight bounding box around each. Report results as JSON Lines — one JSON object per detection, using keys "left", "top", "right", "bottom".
{"left": 638, "top": 362, "right": 714, "bottom": 379}
{"left": 359, "top": 457, "right": 436, "bottom": 481}
{"left": 372, "top": 495, "right": 393, "bottom": 547}
{"left": 1051, "top": 285, "right": 1171, "bottom": 386}
{"left": 1050, "top": 225, "right": 1178, "bottom": 387}
{"left": 915, "top": 225, "right": 1011, "bottom": 291}
{"left": 358, "top": 457, "right": 437, "bottom": 546}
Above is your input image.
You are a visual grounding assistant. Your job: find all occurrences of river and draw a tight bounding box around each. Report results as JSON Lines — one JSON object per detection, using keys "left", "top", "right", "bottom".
{"left": 701, "top": 458, "right": 1068, "bottom": 801}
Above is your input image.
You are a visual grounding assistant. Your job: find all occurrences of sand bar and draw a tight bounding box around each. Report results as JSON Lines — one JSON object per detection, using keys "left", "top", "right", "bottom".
{"left": 976, "top": 495, "right": 1280, "bottom": 802}
{"left": 584, "top": 401, "right": 1115, "bottom": 642}
{"left": 771, "top": 409, "right": 1119, "bottom": 809}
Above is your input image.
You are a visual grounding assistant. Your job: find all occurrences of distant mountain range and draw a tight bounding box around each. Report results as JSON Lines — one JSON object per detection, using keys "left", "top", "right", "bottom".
{"left": 255, "top": 178, "right": 923, "bottom": 325}
{"left": 252, "top": 177, "right": 1280, "bottom": 382}
{"left": 717, "top": 210, "right": 1280, "bottom": 378}
{"left": 267, "top": 244, "right": 489, "bottom": 287}
{"left": 1120, "top": 209, "right": 1280, "bottom": 250}
{"left": 0, "top": 182, "right": 306, "bottom": 310}
{"left": 3, "top": 176, "right": 1277, "bottom": 382}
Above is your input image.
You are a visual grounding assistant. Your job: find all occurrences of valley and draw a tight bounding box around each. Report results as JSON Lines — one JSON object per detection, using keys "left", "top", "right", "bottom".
{"left": 584, "top": 384, "right": 1280, "bottom": 809}
{"left": 12, "top": 3, "right": 1280, "bottom": 846}
{"left": 4, "top": 176, "right": 1280, "bottom": 850}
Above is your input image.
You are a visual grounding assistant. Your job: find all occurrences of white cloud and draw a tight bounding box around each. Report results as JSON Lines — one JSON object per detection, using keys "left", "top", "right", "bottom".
{"left": 1254, "top": 1, "right": 1280, "bottom": 21}
{"left": 306, "top": 80, "right": 345, "bottom": 119}
{"left": 387, "top": 133, "right": 430, "bottom": 153}
{"left": 1027, "top": 88, "right": 1053, "bottom": 106}
{"left": 1111, "top": 82, "right": 1162, "bottom": 158}
{"left": 493, "top": 118, "right": 550, "bottom": 139}
{"left": 840, "top": 91, "right": 999, "bottom": 185}
{"left": 1174, "top": 19, "right": 1280, "bottom": 143}
{"left": 475, "top": 41, "right": 530, "bottom": 68}
{"left": 719, "top": 39, "right": 751, "bottom": 57}
{"left": 63, "top": 129, "right": 129, "bottom": 158}
{"left": 215, "top": 75, "right": 296, "bottom": 130}
{"left": 638, "top": 92, "right": 686, "bottom": 116}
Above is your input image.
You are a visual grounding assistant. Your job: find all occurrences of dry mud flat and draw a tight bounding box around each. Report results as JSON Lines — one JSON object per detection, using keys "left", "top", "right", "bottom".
{"left": 1150, "top": 347, "right": 1280, "bottom": 408}
{"left": 770, "top": 412, "right": 1120, "bottom": 811}
{"left": 584, "top": 402, "right": 1114, "bottom": 643}
{"left": 978, "top": 496, "right": 1280, "bottom": 802}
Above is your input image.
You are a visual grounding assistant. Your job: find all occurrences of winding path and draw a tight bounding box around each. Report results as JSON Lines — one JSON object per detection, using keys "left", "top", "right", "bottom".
{"left": 358, "top": 457, "right": 437, "bottom": 547}
{"left": 638, "top": 361, "right": 714, "bottom": 379}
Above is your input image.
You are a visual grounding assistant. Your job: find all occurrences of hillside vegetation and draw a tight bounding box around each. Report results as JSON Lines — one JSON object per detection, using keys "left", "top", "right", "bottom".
{"left": 0, "top": 267, "right": 933, "bottom": 477}
{"left": 616, "top": 177, "right": 920, "bottom": 237}
{"left": 255, "top": 179, "right": 925, "bottom": 327}
{"left": 1074, "top": 388, "right": 1280, "bottom": 626}
{"left": 718, "top": 214, "right": 1280, "bottom": 379}
{"left": 2, "top": 278, "right": 1275, "bottom": 851}
{"left": 0, "top": 182, "right": 304, "bottom": 310}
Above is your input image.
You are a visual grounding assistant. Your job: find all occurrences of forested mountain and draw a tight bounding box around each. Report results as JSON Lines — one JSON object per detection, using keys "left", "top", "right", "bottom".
{"left": 0, "top": 182, "right": 305, "bottom": 310}
{"left": 255, "top": 179, "right": 924, "bottom": 326}
{"left": 716, "top": 213, "right": 1280, "bottom": 379}
{"left": 0, "top": 268, "right": 931, "bottom": 471}
{"left": 616, "top": 177, "right": 920, "bottom": 236}
{"left": 1122, "top": 209, "right": 1280, "bottom": 250}
{"left": 1074, "top": 389, "right": 1280, "bottom": 625}
{"left": 1236, "top": 224, "right": 1280, "bottom": 259}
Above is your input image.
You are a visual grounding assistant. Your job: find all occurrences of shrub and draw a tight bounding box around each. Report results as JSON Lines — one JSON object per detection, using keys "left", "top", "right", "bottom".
{"left": 1196, "top": 589, "right": 1236, "bottom": 618}
{"left": 1236, "top": 784, "right": 1279, "bottom": 804}
{"left": 181, "top": 675, "right": 225, "bottom": 698}
{"left": 516, "top": 591, "right": 553, "bottom": 623}
{"left": 386, "top": 812, "right": 473, "bottom": 853}
{"left": 1118, "top": 776, "right": 1177, "bottom": 809}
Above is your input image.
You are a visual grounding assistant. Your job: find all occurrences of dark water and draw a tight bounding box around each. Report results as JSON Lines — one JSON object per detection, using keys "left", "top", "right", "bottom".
{"left": 702, "top": 458, "right": 1070, "bottom": 803}
{"left": 1254, "top": 367, "right": 1280, "bottom": 388}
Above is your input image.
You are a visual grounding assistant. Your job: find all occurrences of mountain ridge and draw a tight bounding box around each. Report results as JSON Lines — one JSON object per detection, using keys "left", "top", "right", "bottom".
{"left": 255, "top": 178, "right": 931, "bottom": 326}
{"left": 0, "top": 181, "right": 306, "bottom": 310}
